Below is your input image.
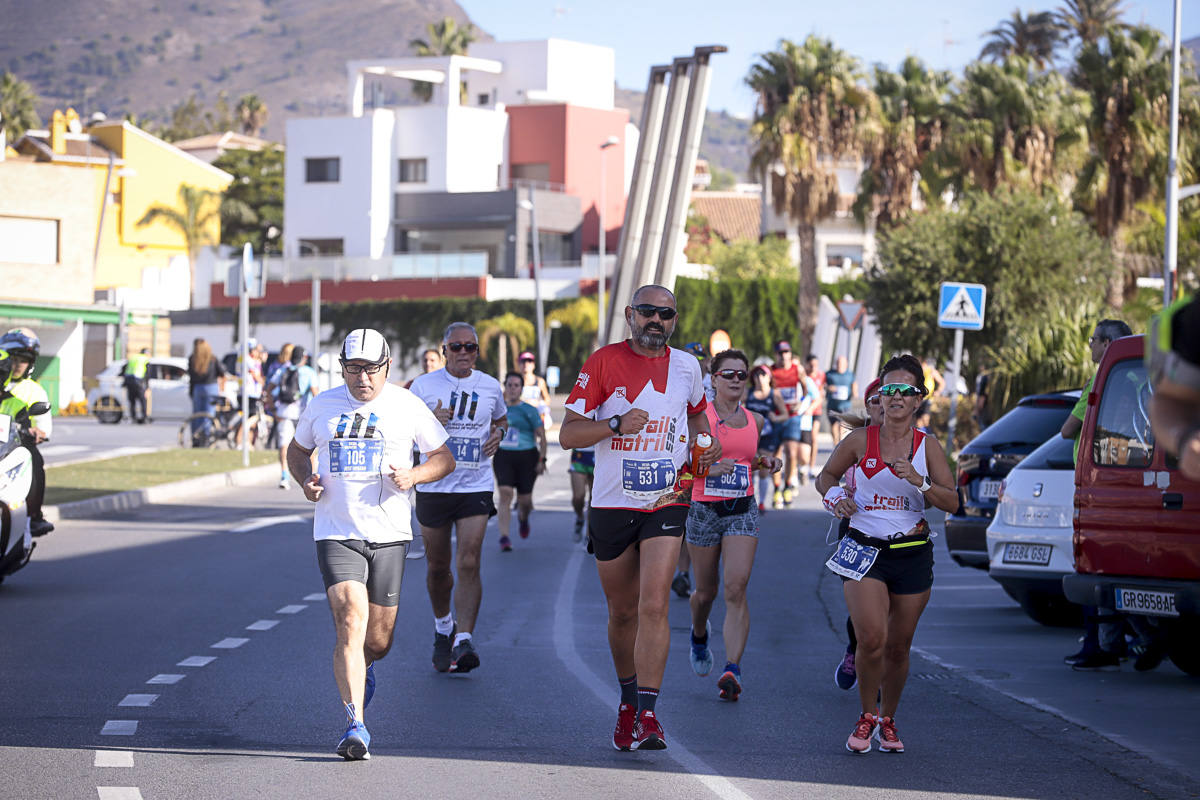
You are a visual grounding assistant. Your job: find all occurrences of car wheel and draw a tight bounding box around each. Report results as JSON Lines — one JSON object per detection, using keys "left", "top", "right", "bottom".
{"left": 1166, "top": 618, "right": 1200, "bottom": 676}
{"left": 1019, "top": 592, "right": 1084, "bottom": 627}
{"left": 93, "top": 396, "right": 123, "bottom": 424}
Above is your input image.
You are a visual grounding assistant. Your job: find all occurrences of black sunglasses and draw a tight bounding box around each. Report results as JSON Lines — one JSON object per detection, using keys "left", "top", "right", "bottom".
{"left": 632, "top": 304, "right": 677, "bottom": 320}
{"left": 714, "top": 369, "right": 748, "bottom": 381}
{"left": 342, "top": 362, "right": 387, "bottom": 375}
{"left": 445, "top": 342, "right": 479, "bottom": 353}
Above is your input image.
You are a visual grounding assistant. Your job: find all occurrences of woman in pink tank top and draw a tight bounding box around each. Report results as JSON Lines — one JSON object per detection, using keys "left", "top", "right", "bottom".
{"left": 684, "top": 349, "right": 781, "bottom": 702}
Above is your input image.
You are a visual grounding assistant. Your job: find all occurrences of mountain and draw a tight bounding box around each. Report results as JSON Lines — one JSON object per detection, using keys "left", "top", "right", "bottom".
{"left": 614, "top": 86, "right": 752, "bottom": 182}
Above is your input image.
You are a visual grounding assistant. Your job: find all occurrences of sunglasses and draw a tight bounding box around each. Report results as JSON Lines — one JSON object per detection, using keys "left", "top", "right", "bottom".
{"left": 445, "top": 342, "right": 479, "bottom": 353}
{"left": 714, "top": 369, "right": 748, "bottom": 381}
{"left": 866, "top": 396, "right": 882, "bottom": 406}
{"left": 342, "top": 362, "right": 386, "bottom": 375}
{"left": 632, "top": 304, "right": 677, "bottom": 320}
{"left": 878, "top": 383, "right": 923, "bottom": 397}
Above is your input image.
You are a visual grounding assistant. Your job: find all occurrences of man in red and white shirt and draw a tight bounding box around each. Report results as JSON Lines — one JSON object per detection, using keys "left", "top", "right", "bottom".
{"left": 561, "top": 284, "right": 721, "bottom": 753}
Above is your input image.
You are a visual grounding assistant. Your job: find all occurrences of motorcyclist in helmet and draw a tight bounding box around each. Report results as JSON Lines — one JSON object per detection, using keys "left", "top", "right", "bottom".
{"left": 0, "top": 328, "right": 53, "bottom": 537}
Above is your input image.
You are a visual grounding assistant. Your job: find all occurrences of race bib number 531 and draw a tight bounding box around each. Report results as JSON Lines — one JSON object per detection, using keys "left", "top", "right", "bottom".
{"left": 621, "top": 458, "right": 676, "bottom": 501}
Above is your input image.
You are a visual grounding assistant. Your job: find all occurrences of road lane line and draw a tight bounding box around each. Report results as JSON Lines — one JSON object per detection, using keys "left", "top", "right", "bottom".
{"left": 100, "top": 720, "right": 138, "bottom": 736}
{"left": 146, "top": 674, "right": 185, "bottom": 685}
{"left": 94, "top": 751, "right": 134, "bottom": 767}
{"left": 117, "top": 694, "right": 158, "bottom": 707}
{"left": 177, "top": 656, "right": 216, "bottom": 667}
{"left": 211, "top": 638, "right": 250, "bottom": 649}
{"left": 303, "top": 593, "right": 326, "bottom": 601}
{"left": 553, "top": 547, "right": 754, "bottom": 800}
{"left": 97, "top": 788, "right": 144, "bottom": 800}
{"left": 246, "top": 620, "right": 279, "bottom": 631}
{"left": 230, "top": 514, "right": 306, "bottom": 533}
{"left": 276, "top": 605, "right": 307, "bottom": 614}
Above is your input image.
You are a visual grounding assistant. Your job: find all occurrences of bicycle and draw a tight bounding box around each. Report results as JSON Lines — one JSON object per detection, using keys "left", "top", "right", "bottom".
{"left": 178, "top": 398, "right": 269, "bottom": 450}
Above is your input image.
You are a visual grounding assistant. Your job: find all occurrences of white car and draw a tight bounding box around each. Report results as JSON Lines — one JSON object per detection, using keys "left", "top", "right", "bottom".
{"left": 985, "top": 433, "right": 1083, "bottom": 627}
{"left": 88, "top": 357, "right": 240, "bottom": 423}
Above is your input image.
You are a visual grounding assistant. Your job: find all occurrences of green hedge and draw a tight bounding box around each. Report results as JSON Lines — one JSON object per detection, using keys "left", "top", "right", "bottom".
{"left": 673, "top": 277, "right": 801, "bottom": 361}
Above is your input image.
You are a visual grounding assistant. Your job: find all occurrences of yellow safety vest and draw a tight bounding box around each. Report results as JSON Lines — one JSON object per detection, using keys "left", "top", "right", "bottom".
{"left": 127, "top": 353, "right": 151, "bottom": 379}
{"left": 0, "top": 377, "right": 52, "bottom": 437}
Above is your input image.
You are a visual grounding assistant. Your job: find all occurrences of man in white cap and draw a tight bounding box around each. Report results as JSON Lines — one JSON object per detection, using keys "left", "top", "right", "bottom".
{"left": 288, "top": 328, "right": 454, "bottom": 761}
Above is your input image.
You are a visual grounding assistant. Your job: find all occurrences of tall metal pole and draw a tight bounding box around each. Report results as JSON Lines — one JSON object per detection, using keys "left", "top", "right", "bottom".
{"left": 598, "top": 137, "right": 618, "bottom": 349}
{"left": 1163, "top": 0, "right": 1183, "bottom": 307}
{"left": 311, "top": 277, "right": 321, "bottom": 390}
{"left": 239, "top": 243, "right": 251, "bottom": 468}
{"left": 947, "top": 329, "right": 964, "bottom": 454}
{"left": 528, "top": 187, "right": 547, "bottom": 373}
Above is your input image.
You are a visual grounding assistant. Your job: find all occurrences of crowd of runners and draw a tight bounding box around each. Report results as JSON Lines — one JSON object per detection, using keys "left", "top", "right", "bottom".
{"left": 285, "top": 284, "right": 956, "bottom": 760}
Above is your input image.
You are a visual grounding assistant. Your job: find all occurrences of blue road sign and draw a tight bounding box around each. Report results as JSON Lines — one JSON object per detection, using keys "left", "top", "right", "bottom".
{"left": 938, "top": 282, "right": 986, "bottom": 330}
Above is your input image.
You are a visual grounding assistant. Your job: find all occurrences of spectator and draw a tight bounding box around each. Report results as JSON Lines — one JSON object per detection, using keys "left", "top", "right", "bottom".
{"left": 271, "top": 346, "right": 318, "bottom": 489}
{"left": 187, "top": 338, "right": 226, "bottom": 445}
{"left": 973, "top": 370, "right": 992, "bottom": 431}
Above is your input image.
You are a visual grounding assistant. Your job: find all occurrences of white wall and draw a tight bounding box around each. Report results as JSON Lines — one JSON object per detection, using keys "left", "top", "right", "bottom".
{"left": 472, "top": 39, "right": 615, "bottom": 110}
{"left": 443, "top": 106, "right": 508, "bottom": 193}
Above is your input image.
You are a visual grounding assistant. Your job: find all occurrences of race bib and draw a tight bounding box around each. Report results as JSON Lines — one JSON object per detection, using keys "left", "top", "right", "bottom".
{"left": 621, "top": 458, "right": 676, "bottom": 501}
{"left": 779, "top": 386, "right": 798, "bottom": 404}
{"left": 832, "top": 385, "right": 850, "bottom": 401}
{"left": 0, "top": 415, "right": 9, "bottom": 444}
{"left": 800, "top": 414, "right": 813, "bottom": 431}
{"left": 328, "top": 439, "right": 384, "bottom": 478}
{"left": 704, "top": 463, "right": 751, "bottom": 498}
{"left": 448, "top": 436, "right": 483, "bottom": 469}
{"left": 502, "top": 427, "right": 520, "bottom": 448}
{"left": 825, "top": 537, "right": 879, "bottom": 582}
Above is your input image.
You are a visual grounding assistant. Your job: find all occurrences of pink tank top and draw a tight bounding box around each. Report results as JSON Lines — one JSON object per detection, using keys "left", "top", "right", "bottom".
{"left": 849, "top": 425, "right": 929, "bottom": 540}
{"left": 692, "top": 402, "right": 758, "bottom": 502}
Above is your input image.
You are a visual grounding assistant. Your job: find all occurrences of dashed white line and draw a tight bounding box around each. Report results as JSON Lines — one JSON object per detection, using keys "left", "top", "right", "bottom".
{"left": 94, "top": 751, "right": 134, "bottom": 767}
{"left": 146, "top": 674, "right": 185, "bottom": 685}
{"left": 276, "top": 604, "right": 307, "bottom": 614}
{"left": 100, "top": 720, "right": 138, "bottom": 736}
{"left": 303, "top": 592, "right": 326, "bottom": 601}
{"left": 211, "top": 637, "right": 250, "bottom": 649}
{"left": 177, "top": 656, "right": 216, "bottom": 667}
{"left": 117, "top": 694, "right": 158, "bottom": 707}
{"left": 230, "top": 514, "right": 306, "bottom": 533}
{"left": 246, "top": 620, "right": 279, "bottom": 631}
{"left": 97, "top": 788, "right": 144, "bottom": 800}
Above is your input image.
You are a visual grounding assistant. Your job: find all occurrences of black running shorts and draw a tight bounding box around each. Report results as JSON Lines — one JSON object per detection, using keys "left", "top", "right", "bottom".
{"left": 316, "top": 539, "right": 409, "bottom": 606}
{"left": 839, "top": 528, "right": 934, "bottom": 595}
{"left": 587, "top": 504, "right": 689, "bottom": 562}
{"left": 493, "top": 448, "right": 539, "bottom": 494}
{"left": 415, "top": 490, "right": 497, "bottom": 529}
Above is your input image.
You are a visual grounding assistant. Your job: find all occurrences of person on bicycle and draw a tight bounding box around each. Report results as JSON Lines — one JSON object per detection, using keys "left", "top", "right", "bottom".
{"left": 0, "top": 328, "right": 53, "bottom": 537}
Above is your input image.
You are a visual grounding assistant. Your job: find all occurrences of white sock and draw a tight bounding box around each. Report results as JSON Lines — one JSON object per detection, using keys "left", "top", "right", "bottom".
{"left": 757, "top": 475, "right": 771, "bottom": 501}
{"left": 435, "top": 614, "right": 454, "bottom": 636}
{"left": 453, "top": 631, "right": 472, "bottom": 648}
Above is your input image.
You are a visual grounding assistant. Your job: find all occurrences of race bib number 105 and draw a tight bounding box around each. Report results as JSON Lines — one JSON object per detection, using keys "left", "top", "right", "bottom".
{"left": 329, "top": 439, "right": 384, "bottom": 478}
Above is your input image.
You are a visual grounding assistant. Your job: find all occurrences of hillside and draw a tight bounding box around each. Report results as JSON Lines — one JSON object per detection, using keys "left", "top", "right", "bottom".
{"left": 614, "top": 86, "right": 752, "bottom": 182}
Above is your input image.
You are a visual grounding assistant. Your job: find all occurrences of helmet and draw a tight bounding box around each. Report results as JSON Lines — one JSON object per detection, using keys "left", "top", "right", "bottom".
{"left": 0, "top": 329, "right": 39, "bottom": 379}
{"left": 340, "top": 328, "right": 389, "bottom": 364}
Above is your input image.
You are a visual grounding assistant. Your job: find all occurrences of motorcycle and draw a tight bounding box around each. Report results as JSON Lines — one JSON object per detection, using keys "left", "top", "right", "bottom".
{"left": 0, "top": 401, "right": 50, "bottom": 585}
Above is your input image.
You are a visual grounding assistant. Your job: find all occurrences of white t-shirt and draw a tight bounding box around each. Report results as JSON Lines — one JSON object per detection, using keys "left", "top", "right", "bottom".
{"left": 565, "top": 341, "right": 706, "bottom": 511}
{"left": 409, "top": 368, "right": 507, "bottom": 494}
{"left": 294, "top": 383, "right": 447, "bottom": 543}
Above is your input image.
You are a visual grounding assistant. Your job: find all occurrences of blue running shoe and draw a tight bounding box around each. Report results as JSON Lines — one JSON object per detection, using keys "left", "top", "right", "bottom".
{"left": 689, "top": 624, "right": 713, "bottom": 677}
{"left": 364, "top": 663, "right": 376, "bottom": 709}
{"left": 337, "top": 720, "right": 370, "bottom": 761}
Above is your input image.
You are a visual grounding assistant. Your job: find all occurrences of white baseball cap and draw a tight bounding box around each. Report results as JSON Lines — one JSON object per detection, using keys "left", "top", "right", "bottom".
{"left": 340, "top": 328, "right": 390, "bottom": 364}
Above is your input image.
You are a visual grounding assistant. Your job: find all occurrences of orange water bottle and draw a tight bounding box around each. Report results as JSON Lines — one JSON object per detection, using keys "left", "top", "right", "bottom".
{"left": 692, "top": 432, "right": 713, "bottom": 479}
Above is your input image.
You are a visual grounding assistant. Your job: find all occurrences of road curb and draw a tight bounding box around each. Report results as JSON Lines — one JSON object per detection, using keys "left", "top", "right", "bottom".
{"left": 44, "top": 463, "right": 279, "bottom": 522}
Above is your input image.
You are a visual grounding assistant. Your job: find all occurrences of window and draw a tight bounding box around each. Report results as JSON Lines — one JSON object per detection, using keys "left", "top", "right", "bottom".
{"left": 305, "top": 157, "right": 340, "bottom": 183}
{"left": 1093, "top": 359, "right": 1156, "bottom": 467}
{"left": 477, "top": 93, "right": 490, "bottom": 106}
{"left": 512, "top": 163, "right": 551, "bottom": 183}
{"left": 0, "top": 216, "right": 59, "bottom": 264}
{"left": 398, "top": 158, "right": 427, "bottom": 184}
{"left": 298, "top": 238, "right": 344, "bottom": 256}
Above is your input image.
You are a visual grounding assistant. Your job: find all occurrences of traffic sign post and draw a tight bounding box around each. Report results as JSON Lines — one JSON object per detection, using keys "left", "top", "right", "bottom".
{"left": 938, "top": 282, "right": 987, "bottom": 452}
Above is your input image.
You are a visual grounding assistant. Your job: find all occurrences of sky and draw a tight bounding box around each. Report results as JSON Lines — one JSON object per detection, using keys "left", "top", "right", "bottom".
{"left": 464, "top": 0, "right": 1197, "bottom": 116}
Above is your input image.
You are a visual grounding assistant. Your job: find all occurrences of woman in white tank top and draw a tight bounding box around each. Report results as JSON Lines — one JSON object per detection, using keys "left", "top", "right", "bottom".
{"left": 814, "top": 355, "right": 959, "bottom": 755}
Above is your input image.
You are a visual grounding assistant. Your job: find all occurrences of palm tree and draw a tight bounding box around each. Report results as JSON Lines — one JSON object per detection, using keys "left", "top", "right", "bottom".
{"left": 0, "top": 71, "right": 40, "bottom": 143}
{"left": 746, "top": 36, "right": 874, "bottom": 347}
{"left": 136, "top": 185, "right": 223, "bottom": 305}
{"left": 409, "top": 17, "right": 478, "bottom": 102}
{"left": 236, "top": 94, "right": 269, "bottom": 137}
{"left": 855, "top": 57, "right": 954, "bottom": 227}
{"left": 477, "top": 312, "right": 535, "bottom": 379}
{"left": 979, "top": 10, "right": 1065, "bottom": 70}
{"left": 1057, "top": 0, "right": 1128, "bottom": 46}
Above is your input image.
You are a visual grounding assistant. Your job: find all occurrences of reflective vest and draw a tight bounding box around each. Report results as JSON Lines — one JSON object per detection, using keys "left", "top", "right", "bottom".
{"left": 127, "top": 353, "right": 150, "bottom": 379}
{"left": 0, "top": 377, "right": 52, "bottom": 437}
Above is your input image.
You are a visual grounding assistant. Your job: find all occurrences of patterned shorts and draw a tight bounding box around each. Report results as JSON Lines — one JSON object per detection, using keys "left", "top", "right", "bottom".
{"left": 685, "top": 499, "right": 759, "bottom": 548}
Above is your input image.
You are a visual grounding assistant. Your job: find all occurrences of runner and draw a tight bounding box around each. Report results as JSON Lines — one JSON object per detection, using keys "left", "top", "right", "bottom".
{"left": 403, "top": 348, "right": 443, "bottom": 390}
{"left": 745, "top": 365, "right": 787, "bottom": 512}
{"left": 270, "top": 346, "right": 317, "bottom": 489}
{"left": 287, "top": 328, "right": 454, "bottom": 760}
{"left": 685, "top": 349, "right": 782, "bottom": 702}
{"left": 804, "top": 353, "right": 827, "bottom": 481}
{"left": 568, "top": 445, "right": 595, "bottom": 543}
{"left": 409, "top": 322, "right": 508, "bottom": 674}
{"left": 560, "top": 284, "right": 719, "bottom": 752}
{"left": 825, "top": 355, "right": 858, "bottom": 444}
{"left": 672, "top": 343, "right": 714, "bottom": 595}
{"left": 494, "top": 371, "right": 547, "bottom": 551}
{"left": 815, "top": 355, "right": 958, "bottom": 754}
{"left": 771, "top": 341, "right": 818, "bottom": 505}
{"left": 518, "top": 351, "right": 553, "bottom": 429}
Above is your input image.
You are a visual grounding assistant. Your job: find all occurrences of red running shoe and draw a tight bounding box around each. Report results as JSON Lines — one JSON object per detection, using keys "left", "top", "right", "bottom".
{"left": 846, "top": 712, "right": 877, "bottom": 754}
{"left": 519, "top": 518, "right": 531, "bottom": 538}
{"left": 717, "top": 670, "right": 742, "bottom": 701}
{"left": 633, "top": 709, "right": 667, "bottom": 750}
{"left": 876, "top": 715, "right": 904, "bottom": 753}
{"left": 612, "top": 703, "right": 636, "bottom": 751}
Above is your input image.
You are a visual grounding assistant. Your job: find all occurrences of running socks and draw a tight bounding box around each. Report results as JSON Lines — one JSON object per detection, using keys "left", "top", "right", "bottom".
{"left": 757, "top": 474, "right": 772, "bottom": 502}
{"left": 435, "top": 614, "right": 454, "bottom": 636}
{"left": 691, "top": 627, "right": 709, "bottom": 646}
{"left": 344, "top": 701, "right": 360, "bottom": 724}
{"left": 453, "top": 631, "right": 472, "bottom": 648}
{"left": 723, "top": 661, "right": 740, "bottom": 676}
{"left": 619, "top": 674, "right": 638, "bottom": 706}
{"left": 637, "top": 687, "right": 660, "bottom": 714}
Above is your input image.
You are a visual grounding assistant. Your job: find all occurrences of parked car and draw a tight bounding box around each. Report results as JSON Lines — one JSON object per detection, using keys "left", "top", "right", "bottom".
{"left": 945, "top": 389, "right": 1080, "bottom": 568}
{"left": 88, "top": 356, "right": 191, "bottom": 423}
{"left": 1062, "top": 335, "right": 1200, "bottom": 676}
{"left": 985, "top": 433, "right": 1081, "bottom": 626}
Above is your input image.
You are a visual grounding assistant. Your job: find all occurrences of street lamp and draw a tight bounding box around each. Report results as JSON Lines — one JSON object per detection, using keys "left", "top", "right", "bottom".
{"left": 598, "top": 135, "right": 620, "bottom": 348}
{"left": 518, "top": 189, "right": 546, "bottom": 373}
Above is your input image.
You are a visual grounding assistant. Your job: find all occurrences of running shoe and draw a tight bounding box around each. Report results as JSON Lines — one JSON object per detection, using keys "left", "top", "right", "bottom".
{"left": 835, "top": 648, "right": 857, "bottom": 690}
{"left": 671, "top": 570, "right": 691, "bottom": 599}
{"left": 1071, "top": 650, "right": 1120, "bottom": 671}
{"left": 336, "top": 720, "right": 371, "bottom": 761}
{"left": 573, "top": 517, "right": 584, "bottom": 542}
{"left": 633, "top": 709, "right": 667, "bottom": 750}
{"left": 519, "top": 518, "right": 531, "bottom": 539}
{"left": 846, "top": 712, "right": 877, "bottom": 754}
{"left": 782, "top": 485, "right": 794, "bottom": 506}
{"left": 450, "top": 638, "right": 480, "bottom": 673}
{"left": 772, "top": 488, "right": 783, "bottom": 508}
{"left": 364, "top": 662, "right": 375, "bottom": 709}
{"left": 278, "top": 475, "right": 289, "bottom": 489}
{"left": 689, "top": 627, "right": 713, "bottom": 676}
{"left": 757, "top": 501, "right": 766, "bottom": 514}
{"left": 612, "top": 703, "right": 636, "bottom": 751}
{"left": 717, "top": 669, "right": 742, "bottom": 702}
{"left": 1133, "top": 638, "right": 1168, "bottom": 672}
{"left": 432, "top": 625, "right": 455, "bottom": 672}
{"left": 499, "top": 535, "right": 513, "bottom": 552}
{"left": 875, "top": 715, "right": 904, "bottom": 753}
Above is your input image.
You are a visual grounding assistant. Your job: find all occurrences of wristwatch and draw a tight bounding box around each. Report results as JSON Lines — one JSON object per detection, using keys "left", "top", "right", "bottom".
{"left": 608, "top": 415, "right": 622, "bottom": 434}
{"left": 495, "top": 427, "right": 508, "bottom": 440}
{"left": 918, "top": 475, "right": 932, "bottom": 493}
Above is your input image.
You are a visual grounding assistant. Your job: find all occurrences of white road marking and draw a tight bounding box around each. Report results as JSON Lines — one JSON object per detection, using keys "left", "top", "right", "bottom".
{"left": 40, "top": 445, "right": 88, "bottom": 458}
{"left": 94, "top": 751, "right": 134, "bottom": 767}
{"left": 303, "top": 592, "right": 326, "bottom": 601}
{"left": 553, "top": 547, "right": 754, "bottom": 800}
{"left": 230, "top": 514, "right": 306, "bottom": 533}
{"left": 97, "top": 788, "right": 144, "bottom": 800}
{"left": 100, "top": 720, "right": 138, "bottom": 736}
{"left": 211, "top": 637, "right": 250, "bottom": 649}
{"left": 146, "top": 674, "right": 185, "bottom": 685}
{"left": 276, "top": 605, "right": 307, "bottom": 614}
{"left": 117, "top": 694, "right": 158, "bottom": 707}
{"left": 177, "top": 656, "right": 216, "bottom": 667}
{"left": 246, "top": 620, "right": 278, "bottom": 631}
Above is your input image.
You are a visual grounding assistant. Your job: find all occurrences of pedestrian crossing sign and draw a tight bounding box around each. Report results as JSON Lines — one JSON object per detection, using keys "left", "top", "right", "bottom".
{"left": 938, "top": 282, "right": 986, "bottom": 330}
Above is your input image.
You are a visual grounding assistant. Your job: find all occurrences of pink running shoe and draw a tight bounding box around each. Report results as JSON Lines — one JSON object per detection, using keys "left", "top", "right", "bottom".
{"left": 846, "top": 712, "right": 877, "bottom": 754}
{"left": 876, "top": 715, "right": 904, "bottom": 753}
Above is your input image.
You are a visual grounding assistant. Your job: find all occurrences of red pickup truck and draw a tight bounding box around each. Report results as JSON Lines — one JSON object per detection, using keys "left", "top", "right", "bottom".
{"left": 1062, "top": 334, "right": 1200, "bottom": 675}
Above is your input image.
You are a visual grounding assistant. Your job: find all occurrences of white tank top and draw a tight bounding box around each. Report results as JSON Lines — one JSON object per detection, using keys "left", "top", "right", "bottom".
{"left": 849, "top": 425, "right": 929, "bottom": 540}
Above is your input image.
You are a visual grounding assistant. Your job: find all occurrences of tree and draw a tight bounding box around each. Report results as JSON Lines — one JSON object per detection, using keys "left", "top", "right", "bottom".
{"left": 212, "top": 147, "right": 284, "bottom": 253}
{"left": 746, "top": 36, "right": 874, "bottom": 349}
{"left": 157, "top": 92, "right": 236, "bottom": 141}
{"left": 979, "top": 10, "right": 1065, "bottom": 70}
{"left": 854, "top": 57, "right": 953, "bottom": 228}
{"left": 477, "top": 312, "right": 535, "bottom": 378}
{"left": 0, "top": 71, "right": 40, "bottom": 142}
{"left": 1057, "top": 0, "right": 1128, "bottom": 46}
{"left": 706, "top": 238, "right": 797, "bottom": 281}
{"left": 409, "top": 17, "right": 477, "bottom": 102}
{"left": 236, "top": 94, "right": 269, "bottom": 137}
{"left": 136, "top": 184, "right": 222, "bottom": 302}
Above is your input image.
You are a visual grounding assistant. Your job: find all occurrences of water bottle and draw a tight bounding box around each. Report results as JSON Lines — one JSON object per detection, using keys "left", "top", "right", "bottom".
{"left": 692, "top": 432, "right": 713, "bottom": 479}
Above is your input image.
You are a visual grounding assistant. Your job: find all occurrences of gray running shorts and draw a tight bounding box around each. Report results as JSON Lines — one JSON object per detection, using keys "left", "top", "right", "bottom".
{"left": 316, "top": 539, "right": 409, "bottom": 606}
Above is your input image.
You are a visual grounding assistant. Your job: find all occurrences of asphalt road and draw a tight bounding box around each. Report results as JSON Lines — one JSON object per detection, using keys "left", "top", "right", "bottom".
{"left": 0, "top": 449, "right": 1195, "bottom": 800}
{"left": 41, "top": 417, "right": 181, "bottom": 466}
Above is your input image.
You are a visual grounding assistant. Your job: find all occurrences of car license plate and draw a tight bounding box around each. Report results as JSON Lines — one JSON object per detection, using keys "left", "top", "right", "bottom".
{"left": 1001, "top": 543, "right": 1052, "bottom": 566}
{"left": 978, "top": 479, "right": 1002, "bottom": 500}
{"left": 1114, "top": 588, "right": 1178, "bottom": 617}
